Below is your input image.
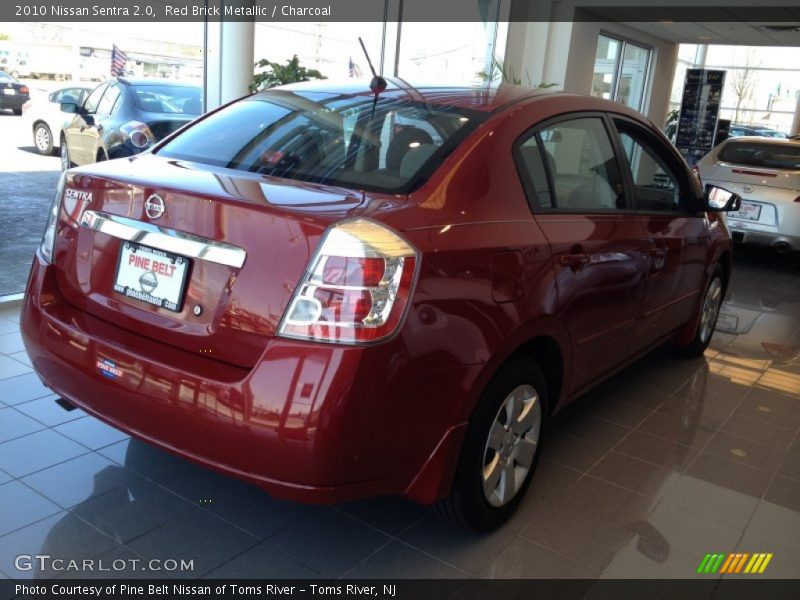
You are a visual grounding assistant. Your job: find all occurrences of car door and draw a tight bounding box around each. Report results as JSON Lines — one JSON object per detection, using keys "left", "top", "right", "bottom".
{"left": 64, "top": 82, "right": 107, "bottom": 165}
{"left": 514, "top": 114, "right": 652, "bottom": 393}
{"left": 611, "top": 117, "right": 710, "bottom": 346}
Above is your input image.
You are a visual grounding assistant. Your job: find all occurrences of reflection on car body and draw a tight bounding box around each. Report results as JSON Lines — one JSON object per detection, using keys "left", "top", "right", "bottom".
{"left": 23, "top": 80, "right": 739, "bottom": 531}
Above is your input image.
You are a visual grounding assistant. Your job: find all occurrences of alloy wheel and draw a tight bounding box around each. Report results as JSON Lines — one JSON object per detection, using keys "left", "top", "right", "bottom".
{"left": 482, "top": 384, "right": 542, "bottom": 507}
{"left": 35, "top": 126, "right": 51, "bottom": 153}
{"left": 698, "top": 277, "right": 722, "bottom": 344}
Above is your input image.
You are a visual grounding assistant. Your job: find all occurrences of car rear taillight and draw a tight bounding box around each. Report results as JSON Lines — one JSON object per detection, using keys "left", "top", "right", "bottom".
{"left": 278, "top": 219, "right": 419, "bottom": 344}
{"left": 120, "top": 120, "right": 155, "bottom": 149}
{"left": 40, "top": 173, "right": 66, "bottom": 263}
{"left": 20, "top": 86, "right": 29, "bottom": 94}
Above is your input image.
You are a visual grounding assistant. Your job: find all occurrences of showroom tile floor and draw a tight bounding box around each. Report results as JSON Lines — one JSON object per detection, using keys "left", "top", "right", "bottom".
{"left": 0, "top": 247, "right": 798, "bottom": 582}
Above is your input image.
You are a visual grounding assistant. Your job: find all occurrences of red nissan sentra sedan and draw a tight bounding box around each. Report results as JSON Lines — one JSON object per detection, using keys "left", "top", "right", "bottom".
{"left": 22, "top": 80, "right": 741, "bottom": 531}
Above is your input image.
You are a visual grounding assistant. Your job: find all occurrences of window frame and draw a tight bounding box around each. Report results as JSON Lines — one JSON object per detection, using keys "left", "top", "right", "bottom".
{"left": 608, "top": 115, "right": 703, "bottom": 216}
{"left": 512, "top": 110, "right": 634, "bottom": 215}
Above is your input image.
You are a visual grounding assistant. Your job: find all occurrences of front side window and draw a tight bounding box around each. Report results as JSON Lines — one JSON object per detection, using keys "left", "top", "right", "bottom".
{"left": 156, "top": 91, "right": 486, "bottom": 194}
{"left": 537, "top": 117, "right": 626, "bottom": 211}
{"left": 618, "top": 128, "right": 682, "bottom": 212}
{"left": 95, "top": 84, "right": 121, "bottom": 116}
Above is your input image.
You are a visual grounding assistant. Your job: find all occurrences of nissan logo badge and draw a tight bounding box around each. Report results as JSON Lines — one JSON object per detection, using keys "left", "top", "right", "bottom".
{"left": 145, "top": 194, "right": 166, "bottom": 219}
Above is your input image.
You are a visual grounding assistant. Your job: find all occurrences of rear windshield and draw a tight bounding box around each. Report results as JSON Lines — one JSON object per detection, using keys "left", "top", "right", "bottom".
{"left": 155, "top": 91, "right": 486, "bottom": 193}
{"left": 718, "top": 141, "right": 800, "bottom": 170}
{"left": 131, "top": 84, "right": 202, "bottom": 115}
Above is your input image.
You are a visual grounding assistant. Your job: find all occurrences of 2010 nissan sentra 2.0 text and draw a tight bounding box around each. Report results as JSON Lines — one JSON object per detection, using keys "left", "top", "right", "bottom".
{"left": 21, "top": 80, "right": 740, "bottom": 531}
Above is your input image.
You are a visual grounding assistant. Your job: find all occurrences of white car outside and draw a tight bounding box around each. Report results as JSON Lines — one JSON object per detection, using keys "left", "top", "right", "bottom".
{"left": 696, "top": 137, "right": 800, "bottom": 254}
{"left": 26, "top": 85, "right": 92, "bottom": 155}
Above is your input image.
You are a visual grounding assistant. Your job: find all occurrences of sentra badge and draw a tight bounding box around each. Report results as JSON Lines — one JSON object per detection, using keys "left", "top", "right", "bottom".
{"left": 64, "top": 188, "right": 93, "bottom": 203}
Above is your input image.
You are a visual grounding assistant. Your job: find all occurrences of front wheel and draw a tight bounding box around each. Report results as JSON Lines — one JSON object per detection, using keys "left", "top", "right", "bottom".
{"left": 432, "top": 356, "right": 547, "bottom": 532}
{"left": 672, "top": 266, "right": 724, "bottom": 358}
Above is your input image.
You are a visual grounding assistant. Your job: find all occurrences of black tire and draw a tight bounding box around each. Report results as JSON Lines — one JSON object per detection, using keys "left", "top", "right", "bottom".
{"left": 60, "top": 137, "right": 72, "bottom": 171}
{"left": 671, "top": 265, "right": 725, "bottom": 358}
{"left": 33, "top": 123, "right": 54, "bottom": 155}
{"left": 432, "top": 356, "right": 548, "bottom": 532}
{"left": 13, "top": 108, "right": 22, "bottom": 116}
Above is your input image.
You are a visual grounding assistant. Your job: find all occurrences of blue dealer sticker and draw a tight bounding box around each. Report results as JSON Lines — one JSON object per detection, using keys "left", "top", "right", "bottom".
{"left": 96, "top": 358, "right": 122, "bottom": 380}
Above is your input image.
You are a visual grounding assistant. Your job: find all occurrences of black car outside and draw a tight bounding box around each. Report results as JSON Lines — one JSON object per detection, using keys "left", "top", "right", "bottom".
{"left": 0, "top": 71, "right": 30, "bottom": 116}
{"left": 60, "top": 77, "right": 202, "bottom": 170}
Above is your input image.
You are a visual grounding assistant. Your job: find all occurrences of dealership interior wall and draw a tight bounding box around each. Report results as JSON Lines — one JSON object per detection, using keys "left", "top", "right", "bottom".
{"left": 202, "top": 0, "right": 800, "bottom": 138}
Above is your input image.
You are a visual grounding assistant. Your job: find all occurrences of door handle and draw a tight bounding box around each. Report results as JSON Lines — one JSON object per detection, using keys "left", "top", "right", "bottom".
{"left": 559, "top": 253, "right": 591, "bottom": 272}
{"left": 648, "top": 246, "right": 668, "bottom": 259}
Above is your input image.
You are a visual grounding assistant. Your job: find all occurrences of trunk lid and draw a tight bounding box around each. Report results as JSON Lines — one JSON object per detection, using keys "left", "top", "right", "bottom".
{"left": 55, "top": 154, "right": 393, "bottom": 368}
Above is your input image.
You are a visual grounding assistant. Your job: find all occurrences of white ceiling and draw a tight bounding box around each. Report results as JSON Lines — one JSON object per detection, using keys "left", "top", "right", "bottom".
{"left": 580, "top": 6, "right": 800, "bottom": 45}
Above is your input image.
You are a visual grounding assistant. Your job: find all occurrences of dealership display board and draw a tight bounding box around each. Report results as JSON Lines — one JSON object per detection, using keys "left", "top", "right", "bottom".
{"left": 675, "top": 69, "right": 726, "bottom": 166}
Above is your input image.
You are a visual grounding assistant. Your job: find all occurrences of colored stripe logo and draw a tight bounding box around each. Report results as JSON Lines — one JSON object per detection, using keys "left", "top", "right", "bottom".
{"left": 697, "top": 553, "right": 773, "bottom": 574}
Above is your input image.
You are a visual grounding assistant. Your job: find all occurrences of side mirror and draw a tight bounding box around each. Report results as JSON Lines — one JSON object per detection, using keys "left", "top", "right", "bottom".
{"left": 60, "top": 101, "right": 78, "bottom": 114}
{"left": 705, "top": 185, "right": 742, "bottom": 212}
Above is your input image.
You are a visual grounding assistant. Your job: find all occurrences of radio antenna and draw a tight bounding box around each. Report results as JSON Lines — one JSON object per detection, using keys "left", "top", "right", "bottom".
{"left": 358, "top": 37, "right": 387, "bottom": 94}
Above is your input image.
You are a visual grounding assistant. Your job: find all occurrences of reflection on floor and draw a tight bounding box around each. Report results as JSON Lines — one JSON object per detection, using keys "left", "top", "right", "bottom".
{"left": 0, "top": 247, "right": 798, "bottom": 583}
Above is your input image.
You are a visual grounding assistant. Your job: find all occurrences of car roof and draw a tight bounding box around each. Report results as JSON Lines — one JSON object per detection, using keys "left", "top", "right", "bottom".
{"left": 115, "top": 77, "right": 201, "bottom": 88}
{"left": 273, "top": 78, "right": 559, "bottom": 113}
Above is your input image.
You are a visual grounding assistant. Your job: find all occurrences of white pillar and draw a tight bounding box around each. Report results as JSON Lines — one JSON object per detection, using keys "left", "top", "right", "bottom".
{"left": 204, "top": 3, "right": 255, "bottom": 111}
{"left": 791, "top": 92, "right": 800, "bottom": 137}
{"left": 694, "top": 44, "right": 708, "bottom": 68}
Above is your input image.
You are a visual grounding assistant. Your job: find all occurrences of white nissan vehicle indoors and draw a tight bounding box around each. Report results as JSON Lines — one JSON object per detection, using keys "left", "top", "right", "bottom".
{"left": 696, "top": 137, "right": 800, "bottom": 254}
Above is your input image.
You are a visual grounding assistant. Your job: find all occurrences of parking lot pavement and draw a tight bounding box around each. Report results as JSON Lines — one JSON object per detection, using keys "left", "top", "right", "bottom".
{"left": 1, "top": 80, "right": 62, "bottom": 296}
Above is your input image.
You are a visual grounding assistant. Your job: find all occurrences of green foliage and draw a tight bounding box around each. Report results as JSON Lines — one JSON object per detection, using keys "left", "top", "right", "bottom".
{"left": 0, "top": 33, "right": 9, "bottom": 41}
{"left": 664, "top": 109, "right": 680, "bottom": 142}
{"left": 250, "top": 54, "right": 325, "bottom": 92}
{"left": 477, "top": 57, "right": 557, "bottom": 88}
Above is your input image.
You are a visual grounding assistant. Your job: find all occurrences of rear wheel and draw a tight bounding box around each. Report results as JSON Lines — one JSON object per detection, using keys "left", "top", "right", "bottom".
{"left": 672, "top": 266, "right": 724, "bottom": 358}
{"left": 432, "top": 356, "right": 547, "bottom": 532}
{"left": 33, "top": 123, "right": 54, "bottom": 155}
{"left": 60, "top": 137, "right": 71, "bottom": 171}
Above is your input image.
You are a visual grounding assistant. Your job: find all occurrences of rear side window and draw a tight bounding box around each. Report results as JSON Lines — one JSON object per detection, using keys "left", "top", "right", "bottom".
{"left": 537, "top": 117, "right": 626, "bottom": 211}
{"left": 718, "top": 141, "right": 800, "bottom": 170}
{"left": 515, "top": 135, "right": 553, "bottom": 209}
{"left": 131, "top": 84, "right": 202, "bottom": 115}
{"left": 155, "top": 92, "right": 486, "bottom": 194}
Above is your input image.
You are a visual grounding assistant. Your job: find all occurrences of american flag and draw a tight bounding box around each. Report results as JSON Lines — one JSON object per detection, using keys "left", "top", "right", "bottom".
{"left": 348, "top": 57, "right": 362, "bottom": 78}
{"left": 111, "top": 45, "right": 127, "bottom": 77}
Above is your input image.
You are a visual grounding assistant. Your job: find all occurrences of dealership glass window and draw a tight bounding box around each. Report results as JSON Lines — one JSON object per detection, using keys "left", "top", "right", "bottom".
{"left": 393, "top": 0, "right": 506, "bottom": 84}
{"left": 591, "top": 35, "right": 651, "bottom": 111}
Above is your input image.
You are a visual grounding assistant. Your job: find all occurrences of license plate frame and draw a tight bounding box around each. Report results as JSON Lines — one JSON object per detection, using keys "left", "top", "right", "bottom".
{"left": 730, "top": 201, "right": 762, "bottom": 222}
{"left": 113, "top": 242, "right": 190, "bottom": 312}
{"left": 2, "top": 88, "right": 16, "bottom": 95}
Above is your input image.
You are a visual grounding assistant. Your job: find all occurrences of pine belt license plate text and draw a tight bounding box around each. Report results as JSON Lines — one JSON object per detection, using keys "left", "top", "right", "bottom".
{"left": 114, "top": 242, "right": 189, "bottom": 312}
{"left": 731, "top": 201, "right": 762, "bottom": 221}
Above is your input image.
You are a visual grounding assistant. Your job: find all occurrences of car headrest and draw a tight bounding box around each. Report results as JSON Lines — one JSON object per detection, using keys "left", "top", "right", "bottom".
{"left": 399, "top": 144, "right": 437, "bottom": 180}
{"left": 386, "top": 126, "right": 434, "bottom": 172}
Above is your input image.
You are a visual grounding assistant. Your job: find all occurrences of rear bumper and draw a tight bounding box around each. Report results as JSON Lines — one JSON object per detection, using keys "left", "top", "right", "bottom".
{"left": 727, "top": 222, "right": 800, "bottom": 251}
{"left": 21, "top": 256, "right": 475, "bottom": 504}
{"left": 0, "top": 96, "right": 27, "bottom": 110}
